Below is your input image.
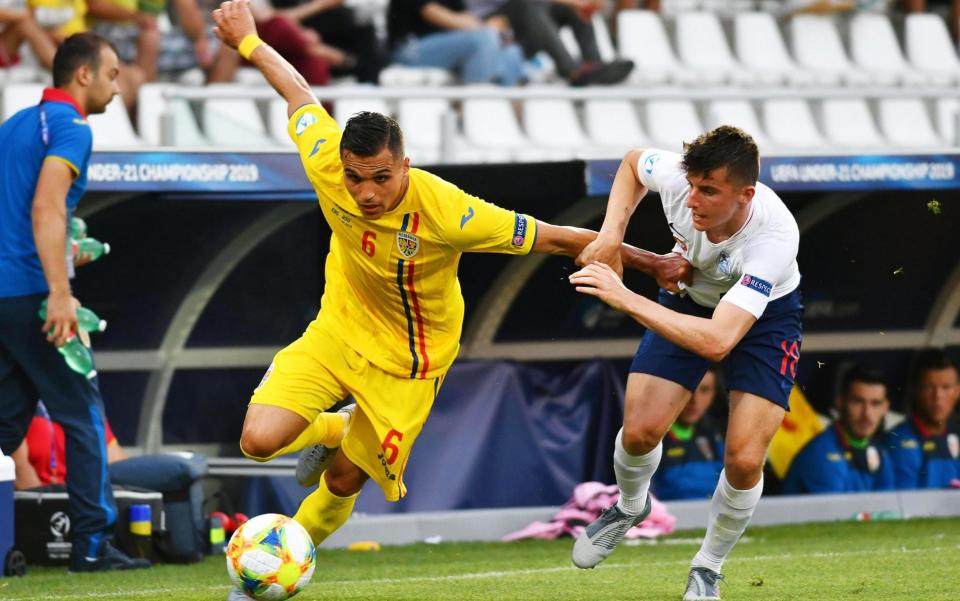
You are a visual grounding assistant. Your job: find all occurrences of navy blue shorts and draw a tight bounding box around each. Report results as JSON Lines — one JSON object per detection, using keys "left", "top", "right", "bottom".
{"left": 629, "top": 288, "right": 803, "bottom": 410}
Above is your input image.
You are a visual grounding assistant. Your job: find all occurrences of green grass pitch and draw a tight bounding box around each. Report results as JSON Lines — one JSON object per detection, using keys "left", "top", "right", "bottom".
{"left": 2, "top": 518, "right": 957, "bottom": 601}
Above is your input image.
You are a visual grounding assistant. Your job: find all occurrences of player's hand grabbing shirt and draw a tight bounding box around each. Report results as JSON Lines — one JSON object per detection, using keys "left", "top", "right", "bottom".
{"left": 636, "top": 149, "right": 801, "bottom": 319}
{"left": 288, "top": 104, "right": 537, "bottom": 379}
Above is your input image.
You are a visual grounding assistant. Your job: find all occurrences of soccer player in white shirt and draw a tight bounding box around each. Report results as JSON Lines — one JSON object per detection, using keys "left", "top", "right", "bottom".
{"left": 568, "top": 126, "right": 803, "bottom": 601}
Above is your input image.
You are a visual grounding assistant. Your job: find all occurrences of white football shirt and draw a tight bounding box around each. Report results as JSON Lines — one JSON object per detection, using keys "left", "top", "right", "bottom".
{"left": 636, "top": 149, "right": 801, "bottom": 319}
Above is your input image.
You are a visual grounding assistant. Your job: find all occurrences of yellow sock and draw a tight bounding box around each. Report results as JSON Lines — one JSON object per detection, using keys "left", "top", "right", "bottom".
{"left": 293, "top": 477, "right": 358, "bottom": 546}
{"left": 241, "top": 412, "right": 347, "bottom": 462}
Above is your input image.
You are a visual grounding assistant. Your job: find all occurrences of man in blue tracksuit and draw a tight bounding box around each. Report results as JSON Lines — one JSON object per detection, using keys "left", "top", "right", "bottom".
{"left": 783, "top": 365, "right": 894, "bottom": 494}
{"left": 0, "top": 33, "right": 149, "bottom": 572}
{"left": 885, "top": 349, "right": 960, "bottom": 489}
{"left": 652, "top": 367, "right": 725, "bottom": 500}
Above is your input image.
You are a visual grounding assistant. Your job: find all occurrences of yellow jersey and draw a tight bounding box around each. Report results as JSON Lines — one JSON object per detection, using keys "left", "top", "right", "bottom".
{"left": 287, "top": 104, "right": 537, "bottom": 380}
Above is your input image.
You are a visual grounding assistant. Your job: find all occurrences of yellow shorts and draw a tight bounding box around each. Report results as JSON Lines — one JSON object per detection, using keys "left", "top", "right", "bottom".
{"left": 250, "top": 318, "right": 444, "bottom": 501}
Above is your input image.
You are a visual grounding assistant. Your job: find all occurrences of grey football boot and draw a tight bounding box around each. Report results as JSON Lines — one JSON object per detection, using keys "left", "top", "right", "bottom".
{"left": 682, "top": 567, "right": 724, "bottom": 601}
{"left": 295, "top": 403, "right": 356, "bottom": 487}
{"left": 226, "top": 587, "right": 252, "bottom": 600}
{"left": 572, "top": 494, "right": 651, "bottom": 569}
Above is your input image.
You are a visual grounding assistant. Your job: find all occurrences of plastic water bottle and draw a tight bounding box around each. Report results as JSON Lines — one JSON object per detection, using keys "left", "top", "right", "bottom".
{"left": 70, "top": 216, "right": 87, "bottom": 240}
{"left": 58, "top": 336, "right": 97, "bottom": 380}
{"left": 38, "top": 300, "right": 107, "bottom": 333}
{"left": 209, "top": 516, "right": 225, "bottom": 554}
{"left": 74, "top": 238, "right": 110, "bottom": 262}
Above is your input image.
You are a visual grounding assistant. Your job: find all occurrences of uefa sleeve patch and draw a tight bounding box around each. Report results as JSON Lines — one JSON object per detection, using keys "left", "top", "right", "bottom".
{"left": 642, "top": 152, "right": 661, "bottom": 174}
{"left": 740, "top": 274, "right": 772, "bottom": 297}
{"left": 512, "top": 214, "right": 528, "bottom": 247}
{"left": 295, "top": 112, "right": 318, "bottom": 136}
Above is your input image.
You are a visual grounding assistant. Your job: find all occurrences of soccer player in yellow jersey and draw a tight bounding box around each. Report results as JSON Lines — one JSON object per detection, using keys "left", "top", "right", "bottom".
{"left": 212, "top": 0, "right": 690, "bottom": 575}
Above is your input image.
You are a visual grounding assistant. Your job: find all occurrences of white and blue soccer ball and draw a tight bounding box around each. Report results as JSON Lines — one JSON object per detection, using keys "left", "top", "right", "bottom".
{"left": 226, "top": 513, "right": 316, "bottom": 600}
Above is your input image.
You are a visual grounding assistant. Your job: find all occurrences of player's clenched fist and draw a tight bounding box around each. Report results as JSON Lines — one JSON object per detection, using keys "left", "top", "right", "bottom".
{"left": 212, "top": 0, "right": 257, "bottom": 49}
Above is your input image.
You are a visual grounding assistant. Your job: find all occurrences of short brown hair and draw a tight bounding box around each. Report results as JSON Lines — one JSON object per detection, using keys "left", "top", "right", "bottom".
{"left": 682, "top": 125, "right": 759, "bottom": 187}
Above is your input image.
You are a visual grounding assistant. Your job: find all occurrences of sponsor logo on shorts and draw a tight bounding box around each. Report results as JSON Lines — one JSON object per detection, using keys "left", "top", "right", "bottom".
{"left": 295, "top": 112, "right": 317, "bottom": 136}
{"left": 512, "top": 214, "right": 527, "bottom": 247}
{"left": 740, "top": 274, "right": 772, "bottom": 297}
{"left": 377, "top": 453, "right": 397, "bottom": 481}
{"left": 643, "top": 152, "right": 660, "bottom": 175}
{"left": 396, "top": 231, "right": 419, "bottom": 258}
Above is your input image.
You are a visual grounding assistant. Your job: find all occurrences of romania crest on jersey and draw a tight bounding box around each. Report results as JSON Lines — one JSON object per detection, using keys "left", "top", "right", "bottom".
{"left": 396, "top": 231, "right": 420, "bottom": 259}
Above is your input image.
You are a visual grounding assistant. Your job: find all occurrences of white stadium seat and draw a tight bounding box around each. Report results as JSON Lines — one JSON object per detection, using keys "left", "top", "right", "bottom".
{"left": 617, "top": 11, "right": 696, "bottom": 86}
{"left": 88, "top": 95, "right": 142, "bottom": 149}
{"left": 790, "top": 15, "right": 871, "bottom": 87}
{"left": 935, "top": 98, "right": 960, "bottom": 146}
{"left": 592, "top": 14, "right": 618, "bottom": 63}
{"left": 848, "top": 13, "right": 931, "bottom": 87}
{"left": 734, "top": 12, "right": 817, "bottom": 87}
{"left": 332, "top": 96, "right": 391, "bottom": 128}
{"left": 397, "top": 98, "right": 453, "bottom": 165}
{"left": 138, "top": 84, "right": 209, "bottom": 147}
{"left": 705, "top": 100, "right": 773, "bottom": 152}
{"left": 584, "top": 99, "right": 648, "bottom": 151}
{"left": 820, "top": 98, "right": 885, "bottom": 149}
{"left": 904, "top": 14, "right": 960, "bottom": 86}
{"left": 267, "top": 99, "right": 293, "bottom": 147}
{"left": 676, "top": 12, "right": 755, "bottom": 86}
{"left": 645, "top": 100, "right": 706, "bottom": 153}
{"left": 761, "top": 99, "right": 825, "bottom": 151}
{"left": 202, "top": 85, "right": 277, "bottom": 148}
{"left": 523, "top": 99, "right": 588, "bottom": 151}
{"left": 1, "top": 84, "right": 43, "bottom": 120}
{"left": 877, "top": 98, "right": 945, "bottom": 148}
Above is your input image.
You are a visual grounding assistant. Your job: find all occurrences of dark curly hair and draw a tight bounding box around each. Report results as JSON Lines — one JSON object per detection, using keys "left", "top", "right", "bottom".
{"left": 681, "top": 125, "right": 759, "bottom": 187}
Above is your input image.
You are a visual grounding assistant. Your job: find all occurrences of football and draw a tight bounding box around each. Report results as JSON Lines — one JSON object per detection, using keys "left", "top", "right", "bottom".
{"left": 225, "top": 513, "right": 316, "bottom": 600}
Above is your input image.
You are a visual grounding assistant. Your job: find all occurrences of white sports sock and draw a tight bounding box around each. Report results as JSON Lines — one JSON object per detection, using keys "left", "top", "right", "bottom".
{"left": 691, "top": 469, "right": 763, "bottom": 573}
{"left": 613, "top": 429, "right": 662, "bottom": 516}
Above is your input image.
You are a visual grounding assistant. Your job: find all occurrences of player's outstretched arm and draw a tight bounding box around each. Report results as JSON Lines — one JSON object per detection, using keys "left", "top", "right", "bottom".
{"left": 570, "top": 262, "right": 755, "bottom": 362}
{"left": 575, "top": 148, "right": 648, "bottom": 277}
{"left": 533, "top": 221, "right": 691, "bottom": 292}
{"left": 212, "top": 0, "right": 317, "bottom": 117}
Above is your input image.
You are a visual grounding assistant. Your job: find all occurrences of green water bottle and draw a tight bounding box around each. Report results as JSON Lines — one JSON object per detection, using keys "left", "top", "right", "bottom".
{"left": 59, "top": 336, "right": 97, "bottom": 380}
{"left": 75, "top": 237, "right": 110, "bottom": 262}
{"left": 39, "top": 301, "right": 107, "bottom": 333}
{"left": 70, "top": 216, "right": 88, "bottom": 239}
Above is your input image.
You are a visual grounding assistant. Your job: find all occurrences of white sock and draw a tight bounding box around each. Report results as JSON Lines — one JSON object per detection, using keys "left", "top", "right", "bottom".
{"left": 691, "top": 470, "right": 763, "bottom": 573}
{"left": 613, "top": 428, "right": 662, "bottom": 515}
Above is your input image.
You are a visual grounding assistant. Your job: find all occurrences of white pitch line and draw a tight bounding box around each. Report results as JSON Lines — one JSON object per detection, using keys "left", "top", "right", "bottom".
{"left": 5, "top": 543, "right": 959, "bottom": 601}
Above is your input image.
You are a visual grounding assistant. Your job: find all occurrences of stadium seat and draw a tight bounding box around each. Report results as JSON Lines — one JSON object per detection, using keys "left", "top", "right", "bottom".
{"left": 138, "top": 84, "right": 209, "bottom": 147}
{"left": 202, "top": 85, "right": 277, "bottom": 148}
{"left": 584, "top": 99, "right": 648, "bottom": 151}
{"left": 789, "top": 15, "right": 871, "bottom": 87}
{"left": 820, "top": 98, "right": 885, "bottom": 149}
{"left": 705, "top": 100, "right": 773, "bottom": 152}
{"left": 905, "top": 14, "right": 960, "bottom": 86}
{"left": 397, "top": 98, "right": 453, "bottom": 165}
{"left": 848, "top": 13, "right": 931, "bottom": 87}
{"left": 592, "top": 14, "right": 617, "bottom": 63}
{"left": 462, "top": 98, "right": 560, "bottom": 162}
{"left": 332, "top": 96, "right": 391, "bottom": 127}
{"left": 266, "top": 99, "right": 294, "bottom": 148}
{"left": 877, "top": 98, "right": 946, "bottom": 148}
{"left": 675, "top": 12, "right": 755, "bottom": 86}
{"left": 645, "top": 100, "right": 706, "bottom": 153}
{"left": 1, "top": 83, "right": 43, "bottom": 120}
{"left": 616, "top": 11, "right": 697, "bottom": 86}
{"left": 761, "top": 99, "right": 825, "bottom": 151}
{"left": 524, "top": 99, "right": 619, "bottom": 159}
{"left": 378, "top": 66, "right": 452, "bottom": 87}
{"left": 659, "top": 0, "right": 700, "bottom": 16}
{"left": 88, "top": 96, "right": 142, "bottom": 149}
{"left": 935, "top": 98, "right": 960, "bottom": 146}
{"left": 733, "top": 12, "right": 816, "bottom": 87}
